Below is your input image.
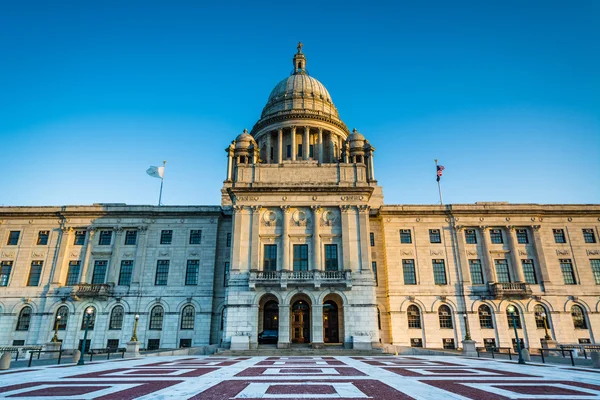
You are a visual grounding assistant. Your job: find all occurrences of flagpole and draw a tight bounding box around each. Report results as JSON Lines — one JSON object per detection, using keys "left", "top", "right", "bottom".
{"left": 435, "top": 159, "right": 443, "bottom": 205}
{"left": 158, "top": 160, "right": 166, "bottom": 206}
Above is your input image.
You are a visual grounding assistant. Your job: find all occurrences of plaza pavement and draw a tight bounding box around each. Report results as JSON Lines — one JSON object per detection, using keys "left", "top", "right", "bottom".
{"left": 1, "top": 354, "right": 600, "bottom": 399}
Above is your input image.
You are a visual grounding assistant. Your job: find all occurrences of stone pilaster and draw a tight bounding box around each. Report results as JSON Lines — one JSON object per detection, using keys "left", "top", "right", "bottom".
{"left": 506, "top": 226, "right": 525, "bottom": 282}
{"left": 454, "top": 226, "right": 471, "bottom": 284}
{"left": 358, "top": 205, "right": 371, "bottom": 273}
{"left": 131, "top": 226, "right": 148, "bottom": 285}
{"left": 53, "top": 227, "right": 73, "bottom": 285}
{"left": 311, "top": 206, "right": 321, "bottom": 270}
{"left": 79, "top": 228, "right": 96, "bottom": 284}
{"left": 250, "top": 206, "right": 261, "bottom": 271}
{"left": 311, "top": 304, "right": 324, "bottom": 347}
{"left": 281, "top": 206, "right": 290, "bottom": 271}
{"left": 277, "top": 304, "right": 290, "bottom": 348}
{"left": 478, "top": 226, "right": 496, "bottom": 283}
{"left": 107, "top": 227, "right": 123, "bottom": 284}
{"left": 340, "top": 205, "right": 352, "bottom": 271}
{"left": 532, "top": 225, "right": 551, "bottom": 284}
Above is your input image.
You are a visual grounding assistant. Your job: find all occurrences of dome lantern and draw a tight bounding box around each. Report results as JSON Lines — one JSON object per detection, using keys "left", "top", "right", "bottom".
{"left": 293, "top": 41, "right": 307, "bottom": 74}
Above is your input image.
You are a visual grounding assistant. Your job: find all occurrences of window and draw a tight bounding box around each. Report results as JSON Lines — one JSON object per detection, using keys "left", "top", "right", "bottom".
{"left": 400, "top": 229, "right": 412, "bottom": 244}
{"left": 180, "top": 305, "right": 195, "bottom": 330}
{"left": 553, "top": 229, "right": 566, "bottom": 243}
{"left": 511, "top": 338, "right": 525, "bottom": 352}
{"left": 433, "top": 259, "right": 447, "bottom": 285}
{"left": 309, "top": 144, "right": 314, "bottom": 158}
{"left": 407, "top": 305, "right": 421, "bottom": 328}
{"left": 66, "top": 261, "right": 81, "bottom": 286}
{"left": 12, "top": 340, "right": 25, "bottom": 346}
{"left": 37, "top": 231, "right": 49, "bottom": 245}
{"left": 7, "top": 231, "right": 20, "bottom": 245}
{"left": 81, "top": 307, "right": 96, "bottom": 330}
{"left": 91, "top": 260, "right": 107, "bottom": 284}
{"left": 74, "top": 230, "right": 86, "bottom": 245}
{"left": 297, "top": 144, "right": 302, "bottom": 157}
{"left": 506, "top": 306, "right": 522, "bottom": 329}
{"left": 560, "top": 259, "right": 577, "bottom": 285}
{"left": 160, "top": 230, "right": 173, "bottom": 245}
{"left": 16, "top": 306, "right": 32, "bottom": 331}
{"left": 370, "top": 232, "right": 375, "bottom": 247}
{"left": 147, "top": 339, "right": 160, "bottom": 350}
{"left": 180, "top": 338, "right": 192, "bottom": 348}
{"left": 572, "top": 305, "right": 587, "bottom": 329}
{"left": 490, "top": 229, "right": 503, "bottom": 244}
{"left": 484, "top": 338, "right": 496, "bottom": 348}
{"left": 324, "top": 244, "right": 338, "bottom": 271}
{"left": 429, "top": 229, "right": 441, "bottom": 243}
{"left": 263, "top": 244, "right": 277, "bottom": 271}
{"left": 403, "top": 260, "right": 417, "bottom": 285}
{"left": 521, "top": 259, "right": 537, "bottom": 284}
{"left": 118, "top": 260, "right": 133, "bottom": 286}
{"left": 155, "top": 260, "right": 169, "bottom": 285}
{"left": 286, "top": 145, "right": 291, "bottom": 158}
{"left": 185, "top": 260, "right": 199, "bottom": 285}
{"left": 224, "top": 262, "right": 230, "bottom": 286}
{"left": 79, "top": 339, "right": 91, "bottom": 353}
{"left": 583, "top": 229, "right": 597, "bottom": 244}
{"left": 469, "top": 259, "right": 484, "bottom": 284}
{"left": 189, "top": 230, "right": 202, "bottom": 244}
{"left": 293, "top": 244, "right": 309, "bottom": 271}
{"left": 516, "top": 229, "right": 529, "bottom": 244}
{"left": 534, "top": 304, "right": 547, "bottom": 329}
{"left": 27, "top": 261, "right": 43, "bottom": 286}
{"left": 591, "top": 260, "right": 600, "bottom": 285}
{"left": 495, "top": 259, "right": 511, "bottom": 283}
{"left": 226, "top": 232, "right": 231, "bottom": 247}
{"left": 124, "top": 230, "right": 137, "bottom": 245}
{"left": 438, "top": 305, "right": 453, "bottom": 329}
{"left": 443, "top": 338, "right": 455, "bottom": 349}
{"left": 410, "top": 338, "right": 423, "bottom": 347}
{"left": 98, "top": 230, "right": 112, "bottom": 245}
{"left": 149, "top": 305, "right": 164, "bottom": 330}
{"left": 109, "top": 305, "right": 124, "bottom": 330}
{"left": 55, "top": 306, "right": 69, "bottom": 330}
{"left": 107, "top": 339, "right": 119, "bottom": 350}
{"left": 0, "top": 261, "right": 13, "bottom": 286}
{"left": 478, "top": 305, "right": 493, "bottom": 329}
{"left": 465, "top": 229, "right": 477, "bottom": 244}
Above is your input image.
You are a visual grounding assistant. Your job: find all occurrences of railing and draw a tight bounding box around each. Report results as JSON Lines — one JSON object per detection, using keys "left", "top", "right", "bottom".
{"left": 71, "top": 283, "right": 113, "bottom": 299}
{"left": 249, "top": 270, "right": 352, "bottom": 289}
{"left": 0, "top": 346, "right": 43, "bottom": 361}
{"left": 476, "top": 346, "right": 593, "bottom": 367}
{"left": 489, "top": 282, "right": 532, "bottom": 298}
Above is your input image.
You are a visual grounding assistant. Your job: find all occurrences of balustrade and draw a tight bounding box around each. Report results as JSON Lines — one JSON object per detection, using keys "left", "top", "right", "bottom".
{"left": 248, "top": 269, "right": 351, "bottom": 290}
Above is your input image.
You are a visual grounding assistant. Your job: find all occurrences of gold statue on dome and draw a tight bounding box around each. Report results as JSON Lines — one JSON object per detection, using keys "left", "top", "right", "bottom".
{"left": 297, "top": 41, "right": 303, "bottom": 53}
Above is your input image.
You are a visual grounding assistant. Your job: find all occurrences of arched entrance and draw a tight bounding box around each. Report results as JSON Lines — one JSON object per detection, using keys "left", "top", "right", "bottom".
{"left": 258, "top": 295, "right": 279, "bottom": 344}
{"left": 291, "top": 299, "right": 310, "bottom": 343}
{"left": 323, "top": 300, "right": 339, "bottom": 343}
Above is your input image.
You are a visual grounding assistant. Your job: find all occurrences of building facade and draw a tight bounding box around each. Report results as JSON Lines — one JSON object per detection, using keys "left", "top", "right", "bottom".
{"left": 1, "top": 46, "right": 599, "bottom": 351}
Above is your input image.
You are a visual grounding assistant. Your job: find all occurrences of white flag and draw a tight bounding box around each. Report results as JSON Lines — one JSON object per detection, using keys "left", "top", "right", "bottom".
{"left": 146, "top": 166, "right": 164, "bottom": 179}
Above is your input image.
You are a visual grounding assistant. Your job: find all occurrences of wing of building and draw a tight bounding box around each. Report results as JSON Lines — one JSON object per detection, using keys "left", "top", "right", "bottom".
{"left": 1, "top": 45, "right": 599, "bottom": 352}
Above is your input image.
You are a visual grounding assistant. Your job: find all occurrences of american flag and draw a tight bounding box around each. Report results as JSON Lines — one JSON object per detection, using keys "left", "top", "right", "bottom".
{"left": 436, "top": 165, "right": 445, "bottom": 182}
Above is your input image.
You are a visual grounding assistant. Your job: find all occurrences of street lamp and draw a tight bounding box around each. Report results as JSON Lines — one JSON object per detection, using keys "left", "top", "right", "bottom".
{"left": 77, "top": 307, "right": 94, "bottom": 366}
{"left": 51, "top": 315, "right": 61, "bottom": 343}
{"left": 463, "top": 314, "right": 471, "bottom": 340}
{"left": 130, "top": 314, "right": 140, "bottom": 342}
{"left": 507, "top": 305, "right": 525, "bottom": 364}
{"left": 539, "top": 311, "right": 552, "bottom": 341}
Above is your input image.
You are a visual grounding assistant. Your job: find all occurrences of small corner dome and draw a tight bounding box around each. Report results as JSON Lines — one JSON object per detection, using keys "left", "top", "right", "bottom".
{"left": 348, "top": 129, "right": 365, "bottom": 142}
{"left": 235, "top": 129, "right": 255, "bottom": 149}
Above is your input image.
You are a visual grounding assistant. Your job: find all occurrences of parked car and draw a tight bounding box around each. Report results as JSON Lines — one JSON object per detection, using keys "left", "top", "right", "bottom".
{"left": 258, "top": 330, "right": 278, "bottom": 344}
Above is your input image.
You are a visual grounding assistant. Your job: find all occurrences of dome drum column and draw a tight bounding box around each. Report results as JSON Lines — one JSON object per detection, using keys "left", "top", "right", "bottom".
{"left": 277, "top": 129, "right": 283, "bottom": 164}
{"left": 317, "top": 128, "right": 323, "bottom": 164}
{"left": 303, "top": 126, "right": 310, "bottom": 160}
{"left": 291, "top": 126, "right": 297, "bottom": 161}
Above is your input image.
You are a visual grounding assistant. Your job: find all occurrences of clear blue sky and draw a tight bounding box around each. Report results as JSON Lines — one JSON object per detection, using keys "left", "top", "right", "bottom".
{"left": 1, "top": 1, "right": 598, "bottom": 206}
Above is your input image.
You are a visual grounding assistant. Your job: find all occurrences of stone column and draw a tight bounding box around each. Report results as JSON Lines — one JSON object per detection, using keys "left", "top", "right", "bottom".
{"left": 478, "top": 226, "right": 496, "bottom": 283}
{"left": 266, "top": 134, "right": 272, "bottom": 163}
{"left": 303, "top": 126, "right": 310, "bottom": 160}
{"left": 281, "top": 206, "right": 290, "bottom": 271}
{"left": 53, "top": 227, "right": 73, "bottom": 285}
{"left": 226, "top": 144, "right": 234, "bottom": 181}
{"left": 317, "top": 128, "right": 323, "bottom": 164}
{"left": 358, "top": 205, "right": 371, "bottom": 273}
{"left": 250, "top": 206, "right": 261, "bottom": 271}
{"left": 277, "top": 129, "right": 283, "bottom": 163}
{"left": 277, "top": 304, "right": 290, "bottom": 348}
{"left": 532, "top": 225, "right": 551, "bottom": 284}
{"left": 79, "top": 228, "right": 96, "bottom": 284}
{"left": 368, "top": 149, "right": 375, "bottom": 180}
{"left": 340, "top": 205, "right": 352, "bottom": 271}
{"left": 107, "top": 227, "right": 123, "bottom": 284}
{"left": 311, "top": 304, "right": 324, "bottom": 348}
{"left": 454, "top": 226, "right": 471, "bottom": 284}
{"left": 131, "top": 226, "right": 148, "bottom": 285}
{"left": 506, "top": 226, "right": 525, "bottom": 282}
{"left": 231, "top": 206, "right": 244, "bottom": 271}
{"left": 311, "top": 206, "right": 321, "bottom": 270}
{"left": 330, "top": 134, "right": 336, "bottom": 161}
{"left": 291, "top": 126, "right": 297, "bottom": 161}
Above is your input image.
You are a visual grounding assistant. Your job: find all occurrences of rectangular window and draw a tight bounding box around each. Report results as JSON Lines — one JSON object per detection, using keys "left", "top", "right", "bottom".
{"left": 483, "top": 338, "right": 496, "bottom": 348}
{"left": 465, "top": 229, "right": 477, "bottom": 244}
{"left": 521, "top": 259, "right": 537, "bottom": 284}
{"left": 560, "top": 259, "right": 577, "bottom": 284}
{"left": 443, "top": 338, "right": 456, "bottom": 350}
{"left": 0, "top": 261, "right": 13, "bottom": 286}
{"left": 224, "top": 261, "right": 230, "bottom": 287}
{"left": 494, "top": 259, "right": 511, "bottom": 283}
{"left": 490, "top": 229, "right": 503, "bottom": 244}
{"left": 297, "top": 144, "right": 302, "bottom": 157}
{"left": 226, "top": 232, "right": 231, "bottom": 247}
{"left": 410, "top": 338, "right": 423, "bottom": 348}
{"left": 324, "top": 244, "right": 338, "bottom": 271}
{"left": 160, "top": 230, "right": 173, "bottom": 245}
{"left": 124, "top": 230, "right": 137, "bottom": 245}
{"left": 403, "top": 260, "right": 417, "bottom": 285}
{"left": 372, "top": 261, "right": 378, "bottom": 285}
{"left": 469, "top": 259, "right": 484, "bottom": 284}
{"left": 118, "top": 260, "right": 133, "bottom": 286}
{"left": 107, "top": 339, "right": 119, "bottom": 350}
{"left": 74, "top": 230, "right": 86, "bottom": 245}
{"left": 516, "top": 228, "right": 529, "bottom": 244}
{"left": 155, "top": 260, "right": 170, "bottom": 285}
{"left": 583, "top": 229, "right": 597, "bottom": 244}
{"left": 91, "top": 260, "right": 108, "bottom": 284}
{"left": 66, "top": 261, "right": 81, "bottom": 286}
{"left": 400, "top": 229, "right": 412, "bottom": 244}
{"left": 263, "top": 244, "right": 277, "bottom": 271}
{"left": 98, "top": 230, "right": 112, "bottom": 245}
{"left": 511, "top": 338, "right": 525, "bottom": 352}
{"left": 309, "top": 144, "right": 314, "bottom": 158}
{"left": 553, "top": 229, "right": 566, "bottom": 243}
{"left": 7, "top": 231, "right": 20, "bottom": 245}
{"left": 185, "top": 260, "right": 199, "bottom": 285}
{"left": 37, "top": 231, "right": 49, "bottom": 245}
{"left": 429, "top": 229, "right": 441, "bottom": 243}
{"left": 12, "top": 340, "right": 25, "bottom": 346}
{"left": 293, "top": 244, "right": 309, "bottom": 271}
{"left": 433, "top": 259, "right": 447, "bottom": 285}
{"left": 147, "top": 339, "right": 160, "bottom": 351}
{"left": 179, "top": 338, "right": 192, "bottom": 348}
{"left": 27, "top": 261, "right": 43, "bottom": 286}
{"left": 286, "top": 145, "right": 291, "bottom": 158}
{"left": 591, "top": 260, "right": 600, "bottom": 285}
{"left": 189, "top": 230, "right": 202, "bottom": 244}
{"left": 370, "top": 232, "right": 375, "bottom": 247}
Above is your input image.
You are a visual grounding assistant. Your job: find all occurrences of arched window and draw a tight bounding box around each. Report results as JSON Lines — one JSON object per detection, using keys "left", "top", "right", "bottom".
{"left": 109, "top": 305, "right": 124, "bottom": 330}
{"left": 149, "top": 305, "right": 164, "bottom": 330}
{"left": 55, "top": 306, "right": 69, "bottom": 330}
{"left": 534, "top": 304, "right": 548, "bottom": 329}
{"left": 180, "top": 305, "right": 195, "bottom": 330}
{"left": 478, "top": 305, "right": 493, "bottom": 329}
{"left": 16, "top": 306, "right": 32, "bottom": 331}
{"left": 506, "top": 305, "right": 522, "bottom": 329}
{"left": 438, "top": 305, "right": 453, "bottom": 329}
{"left": 377, "top": 308, "right": 382, "bottom": 330}
{"left": 571, "top": 305, "right": 588, "bottom": 329}
{"left": 81, "top": 306, "right": 96, "bottom": 330}
{"left": 407, "top": 305, "right": 421, "bottom": 329}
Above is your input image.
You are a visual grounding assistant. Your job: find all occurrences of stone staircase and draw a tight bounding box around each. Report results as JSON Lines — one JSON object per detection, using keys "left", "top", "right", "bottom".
{"left": 213, "top": 344, "right": 387, "bottom": 357}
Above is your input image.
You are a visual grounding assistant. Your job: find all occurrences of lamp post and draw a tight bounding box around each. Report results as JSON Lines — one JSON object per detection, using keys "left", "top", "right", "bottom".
{"left": 78, "top": 307, "right": 94, "bottom": 366}
{"left": 507, "top": 305, "right": 525, "bottom": 364}
{"left": 463, "top": 314, "right": 471, "bottom": 340}
{"left": 130, "top": 314, "right": 140, "bottom": 342}
{"left": 540, "top": 311, "right": 552, "bottom": 341}
{"left": 51, "top": 315, "right": 61, "bottom": 342}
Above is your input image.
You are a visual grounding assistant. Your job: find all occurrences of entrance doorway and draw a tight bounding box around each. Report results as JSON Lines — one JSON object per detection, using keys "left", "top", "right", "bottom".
{"left": 258, "top": 295, "right": 279, "bottom": 345}
{"left": 263, "top": 300, "right": 279, "bottom": 330}
{"left": 323, "top": 300, "right": 339, "bottom": 343}
{"left": 291, "top": 300, "right": 310, "bottom": 343}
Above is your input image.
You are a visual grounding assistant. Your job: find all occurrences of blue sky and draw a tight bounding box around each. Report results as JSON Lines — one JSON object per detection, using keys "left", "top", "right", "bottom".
{"left": 1, "top": 1, "right": 598, "bottom": 206}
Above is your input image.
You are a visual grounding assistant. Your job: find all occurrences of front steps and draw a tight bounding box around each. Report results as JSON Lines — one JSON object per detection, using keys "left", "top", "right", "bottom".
{"left": 214, "top": 345, "right": 386, "bottom": 357}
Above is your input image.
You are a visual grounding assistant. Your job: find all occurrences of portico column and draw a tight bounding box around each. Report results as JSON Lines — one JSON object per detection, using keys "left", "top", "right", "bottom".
{"left": 312, "top": 304, "right": 324, "bottom": 347}
{"left": 107, "top": 227, "right": 123, "bottom": 284}
{"left": 311, "top": 206, "right": 321, "bottom": 270}
{"left": 454, "top": 226, "right": 471, "bottom": 284}
{"left": 532, "top": 225, "right": 551, "bottom": 284}
{"left": 277, "top": 304, "right": 290, "bottom": 348}
{"left": 291, "top": 126, "right": 297, "bottom": 161}
{"left": 281, "top": 206, "right": 290, "bottom": 270}
{"left": 303, "top": 126, "right": 310, "bottom": 160}
{"left": 317, "top": 128, "right": 323, "bottom": 164}
{"left": 266, "top": 134, "right": 272, "bottom": 163}
{"left": 506, "top": 226, "right": 525, "bottom": 282}
{"left": 250, "top": 206, "right": 261, "bottom": 271}
{"left": 478, "top": 226, "right": 496, "bottom": 283}
{"left": 277, "top": 129, "right": 283, "bottom": 163}
{"left": 79, "top": 228, "right": 96, "bottom": 283}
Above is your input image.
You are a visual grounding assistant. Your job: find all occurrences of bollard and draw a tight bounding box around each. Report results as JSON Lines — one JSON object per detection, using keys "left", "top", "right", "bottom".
{"left": 72, "top": 350, "right": 81, "bottom": 364}
{"left": 521, "top": 349, "right": 531, "bottom": 362}
{"left": 0, "top": 352, "right": 11, "bottom": 370}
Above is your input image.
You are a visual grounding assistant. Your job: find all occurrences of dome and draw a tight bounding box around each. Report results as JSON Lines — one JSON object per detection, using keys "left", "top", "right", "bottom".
{"left": 348, "top": 128, "right": 365, "bottom": 142}
{"left": 235, "top": 129, "right": 255, "bottom": 149}
{"left": 266, "top": 74, "right": 334, "bottom": 109}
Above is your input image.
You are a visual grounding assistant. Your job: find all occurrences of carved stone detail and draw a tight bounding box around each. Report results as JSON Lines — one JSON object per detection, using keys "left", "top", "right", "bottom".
{"left": 401, "top": 250, "right": 413, "bottom": 256}
{"left": 587, "top": 249, "right": 600, "bottom": 256}
{"left": 556, "top": 249, "right": 570, "bottom": 256}
{"left": 430, "top": 249, "right": 444, "bottom": 256}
